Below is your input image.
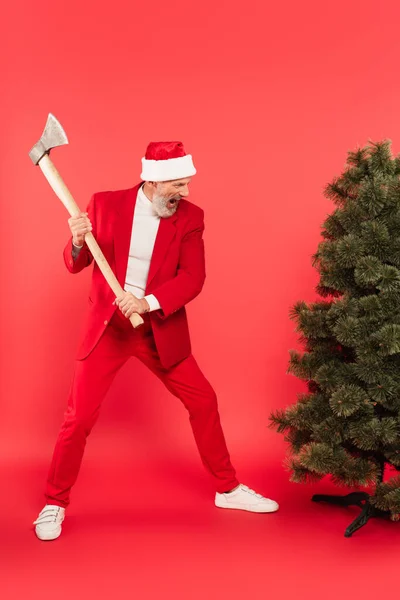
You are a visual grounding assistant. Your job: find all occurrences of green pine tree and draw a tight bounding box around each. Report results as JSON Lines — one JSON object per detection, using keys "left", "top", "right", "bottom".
{"left": 270, "top": 140, "right": 400, "bottom": 533}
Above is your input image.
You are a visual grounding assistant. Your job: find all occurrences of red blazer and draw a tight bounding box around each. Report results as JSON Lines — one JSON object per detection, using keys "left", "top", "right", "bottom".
{"left": 63, "top": 183, "right": 206, "bottom": 369}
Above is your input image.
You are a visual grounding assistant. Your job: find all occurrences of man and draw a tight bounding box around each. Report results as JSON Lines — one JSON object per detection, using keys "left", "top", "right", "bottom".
{"left": 33, "top": 141, "right": 279, "bottom": 540}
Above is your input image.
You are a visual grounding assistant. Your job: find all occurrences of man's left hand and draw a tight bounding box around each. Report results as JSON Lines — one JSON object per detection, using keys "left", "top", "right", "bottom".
{"left": 113, "top": 292, "right": 150, "bottom": 317}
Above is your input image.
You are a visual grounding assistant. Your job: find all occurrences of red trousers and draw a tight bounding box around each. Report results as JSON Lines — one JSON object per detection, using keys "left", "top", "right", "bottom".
{"left": 45, "top": 311, "right": 239, "bottom": 507}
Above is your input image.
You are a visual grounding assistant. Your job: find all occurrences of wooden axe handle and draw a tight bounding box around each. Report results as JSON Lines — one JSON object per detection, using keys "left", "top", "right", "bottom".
{"left": 39, "top": 154, "right": 144, "bottom": 329}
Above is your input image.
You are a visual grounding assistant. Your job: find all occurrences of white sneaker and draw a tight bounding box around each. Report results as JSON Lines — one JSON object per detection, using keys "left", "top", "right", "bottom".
{"left": 215, "top": 484, "right": 279, "bottom": 513}
{"left": 33, "top": 505, "right": 65, "bottom": 540}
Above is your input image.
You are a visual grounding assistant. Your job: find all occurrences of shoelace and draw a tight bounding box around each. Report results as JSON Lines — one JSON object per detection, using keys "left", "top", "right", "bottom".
{"left": 240, "top": 485, "right": 264, "bottom": 499}
{"left": 33, "top": 506, "right": 62, "bottom": 525}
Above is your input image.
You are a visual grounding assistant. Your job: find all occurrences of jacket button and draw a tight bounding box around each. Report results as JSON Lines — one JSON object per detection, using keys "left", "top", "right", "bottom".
{"left": 104, "top": 320, "right": 108, "bottom": 325}
{"left": 69, "top": 260, "right": 73, "bottom": 266}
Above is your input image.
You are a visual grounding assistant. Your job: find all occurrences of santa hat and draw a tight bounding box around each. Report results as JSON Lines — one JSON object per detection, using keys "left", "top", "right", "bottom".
{"left": 140, "top": 141, "right": 196, "bottom": 182}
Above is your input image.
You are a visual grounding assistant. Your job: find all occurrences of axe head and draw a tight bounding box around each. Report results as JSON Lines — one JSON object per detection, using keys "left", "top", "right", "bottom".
{"left": 29, "top": 113, "right": 68, "bottom": 165}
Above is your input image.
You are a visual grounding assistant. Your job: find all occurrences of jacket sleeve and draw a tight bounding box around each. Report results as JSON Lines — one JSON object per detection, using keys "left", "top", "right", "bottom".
{"left": 63, "top": 194, "right": 96, "bottom": 274}
{"left": 152, "top": 210, "right": 206, "bottom": 319}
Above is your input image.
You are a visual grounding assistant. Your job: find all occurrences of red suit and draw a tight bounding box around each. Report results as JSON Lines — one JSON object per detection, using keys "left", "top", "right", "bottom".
{"left": 45, "top": 183, "right": 239, "bottom": 507}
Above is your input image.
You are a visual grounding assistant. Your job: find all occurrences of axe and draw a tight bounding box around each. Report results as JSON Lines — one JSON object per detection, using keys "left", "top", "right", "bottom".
{"left": 29, "top": 113, "right": 144, "bottom": 328}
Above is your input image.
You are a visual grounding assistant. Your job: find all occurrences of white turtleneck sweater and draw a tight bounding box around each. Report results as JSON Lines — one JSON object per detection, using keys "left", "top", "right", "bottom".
{"left": 124, "top": 185, "right": 161, "bottom": 311}
{"left": 72, "top": 185, "right": 161, "bottom": 312}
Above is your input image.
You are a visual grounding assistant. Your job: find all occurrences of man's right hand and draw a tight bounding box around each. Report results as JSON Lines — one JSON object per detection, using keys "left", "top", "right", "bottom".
{"left": 68, "top": 212, "right": 93, "bottom": 247}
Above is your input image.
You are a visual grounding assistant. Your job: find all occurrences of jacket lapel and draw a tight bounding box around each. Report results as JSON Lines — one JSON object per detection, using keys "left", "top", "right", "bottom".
{"left": 146, "top": 211, "right": 178, "bottom": 291}
{"left": 113, "top": 183, "right": 178, "bottom": 291}
{"left": 114, "top": 184, "right": 140, "bottom": 288}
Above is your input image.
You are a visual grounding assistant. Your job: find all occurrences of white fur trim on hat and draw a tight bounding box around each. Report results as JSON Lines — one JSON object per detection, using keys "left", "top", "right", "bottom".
{"left": 140, "top": 154, "right": 196, "bottom": 182}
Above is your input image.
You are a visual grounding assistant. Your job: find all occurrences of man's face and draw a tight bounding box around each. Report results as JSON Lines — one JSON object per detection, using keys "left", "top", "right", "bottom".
{"left": 152, "top": 178, "right": 191, "bottom": 218}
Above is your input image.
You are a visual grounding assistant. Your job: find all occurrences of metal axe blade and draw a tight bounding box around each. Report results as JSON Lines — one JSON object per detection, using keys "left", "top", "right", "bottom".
{"left": 29, "top": 113, "right": 68, "bottom": 165}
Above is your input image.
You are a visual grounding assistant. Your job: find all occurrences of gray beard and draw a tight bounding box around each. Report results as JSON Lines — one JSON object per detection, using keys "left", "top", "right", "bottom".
{"left": 152, "top": 193, "right": 180, "bottom": 218}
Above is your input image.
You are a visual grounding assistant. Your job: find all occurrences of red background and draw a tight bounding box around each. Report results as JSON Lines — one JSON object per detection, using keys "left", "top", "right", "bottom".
{"left": 2, "top": 1, "right": 400, "bottom": 598}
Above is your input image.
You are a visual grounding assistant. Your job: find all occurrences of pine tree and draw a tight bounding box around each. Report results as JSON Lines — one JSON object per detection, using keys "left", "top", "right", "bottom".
{"left": 270, "top": 141, "right": 400, "bottom": 536}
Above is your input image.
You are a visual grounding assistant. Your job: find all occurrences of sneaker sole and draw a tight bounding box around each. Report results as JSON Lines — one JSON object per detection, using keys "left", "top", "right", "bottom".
{"left": 35, "top": 526, "right": 62, "bottom": 541}
{"left": 215, "top": 501, "right": 279, "bottom": 513}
